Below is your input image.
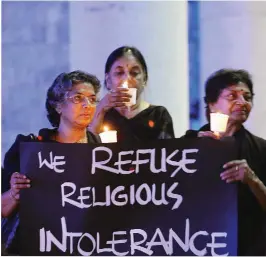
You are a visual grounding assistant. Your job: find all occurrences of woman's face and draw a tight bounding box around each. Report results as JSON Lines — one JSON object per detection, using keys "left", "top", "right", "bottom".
{"left": 209, "top": 82, "right": 253, "bottom": 124}
{"left": 58, "top": 83, "right": 97, "bottom": 128}
{"left": 105, "top": 53, "right": 147, "bottom": 97}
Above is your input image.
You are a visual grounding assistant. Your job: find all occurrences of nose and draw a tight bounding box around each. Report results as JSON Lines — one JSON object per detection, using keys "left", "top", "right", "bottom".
{"left": 236, "top": 95, "right": 246, "bottom": 105}
{"left": 121, "top": 72, "right": 131, "bottom": 81}
{"left": 82, "top": 97, "right": 93, "bottom": 108}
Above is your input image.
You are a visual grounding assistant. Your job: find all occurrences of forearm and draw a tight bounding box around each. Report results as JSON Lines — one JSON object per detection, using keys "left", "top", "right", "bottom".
{"left": 247, "top": 175, "right": 266, "bottom": 211}
{"left": 1, "top": 190, "right": 19, "bottom": 218}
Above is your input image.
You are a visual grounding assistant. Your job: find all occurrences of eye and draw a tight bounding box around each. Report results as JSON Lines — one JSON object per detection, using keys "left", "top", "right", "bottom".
{"left": 89, "top": 97, "right": 97, "bottom": 104}
{"left": 73, "top": 95, "right": 83, "bottom": 102}
{"left": 244, "top": 95, "right": 252, "bottom": 102}
{"left": 114, "top": 71, "right": 124, "bottom": 76}
{"left": 130, "top": 71, "right": 140, "bottom": 77}
{"left": 226, "top": 93, "right": 236, "bottom": 100}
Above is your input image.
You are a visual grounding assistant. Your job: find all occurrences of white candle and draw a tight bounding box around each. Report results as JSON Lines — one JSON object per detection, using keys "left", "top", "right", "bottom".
{"left": 121, "top": 80, "right": 137, "bottom": 107}
{"left": 99, "top": 126, "right": 117, "bottom": 143}
{"left": 210, "top": 112, "right": 229, "bottom": 135}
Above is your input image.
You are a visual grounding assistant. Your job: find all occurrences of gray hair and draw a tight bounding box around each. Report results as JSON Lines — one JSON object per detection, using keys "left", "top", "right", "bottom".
{"left": 46, "top": 70, "right": 101, "bottom": 127}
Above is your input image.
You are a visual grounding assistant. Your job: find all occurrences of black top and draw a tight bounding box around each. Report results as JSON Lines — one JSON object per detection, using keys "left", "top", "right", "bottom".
{"left": 184, "top": 124, "right": 266, "bottom": 256}
{"left": 1, "top": 128, "right": 100, "bottom": 255}
{"left": 103, "top": 105, "right": 175, "bottom": 143}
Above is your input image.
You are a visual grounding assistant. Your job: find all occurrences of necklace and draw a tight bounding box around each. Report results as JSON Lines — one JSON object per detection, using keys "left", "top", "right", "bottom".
{"left": 53, "top": 133, "right": 88, "bottom": 144}
{"left": 75, "top": 137, "right": 88, "bottom": 144}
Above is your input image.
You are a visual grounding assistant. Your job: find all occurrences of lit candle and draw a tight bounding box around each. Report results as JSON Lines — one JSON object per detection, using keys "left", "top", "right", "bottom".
{"left": 99, "top": 126, "right": 117, "bottom": 143}
{"left": 210, "top": 112, "right": 229, "bottom": 137}
{"left": 121, "top": 81, "right": 129, "bottom": 88}
{"left": 121, "top": 80, "right": 137, "bottom": 107}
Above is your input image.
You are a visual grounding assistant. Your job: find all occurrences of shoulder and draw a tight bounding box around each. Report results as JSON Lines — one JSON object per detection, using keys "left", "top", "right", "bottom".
{"left": 149, "top": 105, "right": 169, "bottom": 113}
{"left": 181, "top": 124, "right": 211, "bottom": 139}
{"left": 4, "top": 133, "right": 38, "bottom": 162}
{"left": 5, "top": 133, "right": 38, "bottom": 157}
{"left": 2, "top": 133, "right": 38, "bottom": 192}
{"left": 244, "top": 129, "right": 266, "bottom": 148}
{"left": 181, "top": 129, "right": 198, "bottom": 139}
{"left": 148, "top": 105, "right": 172, "bottom": 119}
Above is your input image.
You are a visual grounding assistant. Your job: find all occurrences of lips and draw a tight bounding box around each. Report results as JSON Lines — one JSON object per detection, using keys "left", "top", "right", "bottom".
{"left": 80, "top": 113, "right": 91, "bottom": 117}
{"left": 233, "top": 109, "right": 247, "bottom": 114}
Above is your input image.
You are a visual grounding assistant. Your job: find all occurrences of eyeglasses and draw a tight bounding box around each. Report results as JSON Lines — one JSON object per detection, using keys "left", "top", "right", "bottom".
{"left": 66, "top": 93, "right": 99, "bottom": 106}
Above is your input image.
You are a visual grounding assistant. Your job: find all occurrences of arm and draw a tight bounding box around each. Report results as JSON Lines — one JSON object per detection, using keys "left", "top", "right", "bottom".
{"left": 1, "top": 135, "right": 31, "bottom": 218}
{"left": 2, "top": 172, "right": 31, "bottom": 218}
{"left": 89, "top": 88, "right": 130, "bottom": 134}
{"left": 2, "top": 190, "right": 19, "bottom": 218}
{"left": 247, "top": 174, "right": 266, "bottom": 211}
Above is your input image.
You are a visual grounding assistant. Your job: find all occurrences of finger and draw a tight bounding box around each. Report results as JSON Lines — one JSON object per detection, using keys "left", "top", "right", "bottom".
{"left": 110, "top": 88, "right": 129, "bottom": 95}
{"left": 106, "top": 101, "right": 127, "bottom": 107}
{"left": 220, "top": 171, "right": 237, "bottom": 180}
{"left": 12, "top": 184, "right": 31, "bottom": 189}
{"left": 112, "top": 102, "right": 127, "bottom": 107}
{"left": 12, "top": 178, "right": 31, "bottom": 184}
{"left": 110, "top": 97, "right": 130, "bottom": 104}
{"left": 107, "top": 94, "right": 127, "bottom": 103}
{"left": 11, "top": 172, "right": 27, "bottom": 179}
{"left": 112, "top": 92, "right": 131, "bottom": 98}
{"left": 223, "top": 160, "right": 246, "bottom": 169}
{"left": 115, "top": 88, "right": 129, "bottom": 92}
{"left": 103, "top": 102, "right": 127, "bottom": 111}
{"left": 220, "top": 169, "right": 239, "bottom": 182}
{"left": 110, "top": 94, "right": 131, "bottom": 101}
{"left": 225, "top": 177, "right": 237, "bottom": 183}
{"left": 198, "top": 131, "right": 219, "bottom": 139}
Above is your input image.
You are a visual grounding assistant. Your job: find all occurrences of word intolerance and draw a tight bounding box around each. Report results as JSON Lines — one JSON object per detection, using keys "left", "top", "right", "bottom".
{"left": 38, "top": 146, "right": 199, "bottom": 177}
{"left": 39, "top": 217, "right": 228, "bottom": 256}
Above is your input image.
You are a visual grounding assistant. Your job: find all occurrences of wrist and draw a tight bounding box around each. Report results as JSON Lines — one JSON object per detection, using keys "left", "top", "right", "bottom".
{"left": 9, "top": 190, "right": 18, "bottom": 203}
{"left": 246, "top": 170, "right": 260, "bottom": 186}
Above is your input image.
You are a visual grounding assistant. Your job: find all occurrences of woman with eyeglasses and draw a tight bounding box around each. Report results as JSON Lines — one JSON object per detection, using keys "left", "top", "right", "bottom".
{"left": 1, "top": 70, "right": 101, "bottom": 255}
{"left": 89, "top": 46, "right": 175, "bottom": 142}
{"left": 183, "top": 69, "right": 266, "bottom": 255}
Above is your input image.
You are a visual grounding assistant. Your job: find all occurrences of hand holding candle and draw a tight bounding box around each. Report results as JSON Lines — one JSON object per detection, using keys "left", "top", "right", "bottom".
{"left": 210, "top": 112, "right": 229, "bottom": 137}
{"left": 99, "top": 126, "right": 117, "bottom": 143}
{"left": 121, "top": 81, "right": 137, "bottom": 107}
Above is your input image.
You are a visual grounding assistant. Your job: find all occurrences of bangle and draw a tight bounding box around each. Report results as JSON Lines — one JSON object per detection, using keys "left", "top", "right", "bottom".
{"left": 9, "top": 190, "right": 18, "bottom": 202}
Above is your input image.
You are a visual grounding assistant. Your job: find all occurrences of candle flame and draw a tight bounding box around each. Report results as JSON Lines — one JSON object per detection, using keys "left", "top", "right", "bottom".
{"left": 121, "top": 81, "right": 129, "bottom": 88}
{"left": 103, "top": 126, "right": 109, "bottom": 132}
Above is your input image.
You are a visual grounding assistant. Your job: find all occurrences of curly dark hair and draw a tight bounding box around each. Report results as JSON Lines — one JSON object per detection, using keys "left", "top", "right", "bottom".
{"left": 204, "top": 68, "right": 254, "bottom": 120}
{"left": 46, "top": 70, "right": 101, "bottom": 127}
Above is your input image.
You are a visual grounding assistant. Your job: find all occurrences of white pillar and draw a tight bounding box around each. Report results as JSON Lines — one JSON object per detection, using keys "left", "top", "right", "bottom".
{"left": 69, "top": 1, "right": 189, "bottom": 137}
{"left": 247, "top": 2, "right": 266, "bottom": 138}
